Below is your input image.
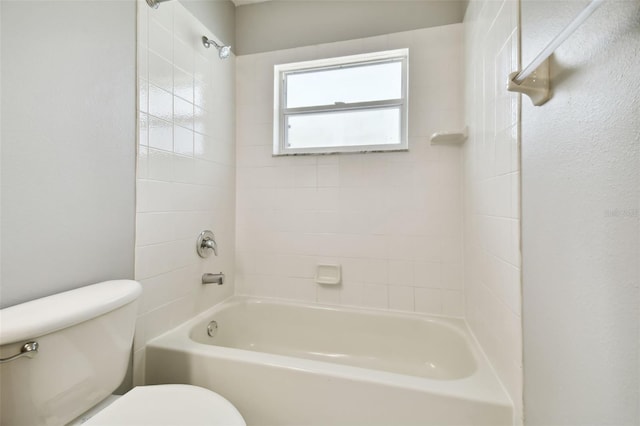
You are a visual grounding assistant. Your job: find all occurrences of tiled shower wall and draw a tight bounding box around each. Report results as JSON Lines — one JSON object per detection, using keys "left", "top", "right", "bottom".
{"left": 134, "top": 0, "right": 235, "bottom": 384}
{"left": 235, "top": 25, "right": 465, "bottom": 316}
{"left": 463, "top": 0, "right": 522, "bottom": 422}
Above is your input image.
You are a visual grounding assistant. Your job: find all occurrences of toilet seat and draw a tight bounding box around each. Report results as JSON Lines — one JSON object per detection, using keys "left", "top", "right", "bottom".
{"left": 83, "top": 384, "right": 246, "bottom": 425}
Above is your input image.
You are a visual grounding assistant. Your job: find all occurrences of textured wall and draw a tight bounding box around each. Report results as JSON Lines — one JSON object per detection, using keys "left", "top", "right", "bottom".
{"left": 181, "top": 0, "right": 236, "bottom": 50}
{"left": 521, "top": 0, "right": 640, "bottom": 424}
{"left": 134, "top": 0, "right": 236, "bottom": 384}
{"left": 235, "top": 25, "right": 465, "bottom": 316}
{"left": 0, "top": 0, "right": 136, "bottom": 308}
{"left": 235, "top": 1, "right": 467, "bottom": 55}
{"left": 463, "top": 0, "right": 522, "bottom": 423}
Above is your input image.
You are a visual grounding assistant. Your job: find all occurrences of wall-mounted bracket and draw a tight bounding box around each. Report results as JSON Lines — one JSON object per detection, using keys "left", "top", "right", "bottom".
{"left": 507, "top": 58, "right": 551, "bottom": 106}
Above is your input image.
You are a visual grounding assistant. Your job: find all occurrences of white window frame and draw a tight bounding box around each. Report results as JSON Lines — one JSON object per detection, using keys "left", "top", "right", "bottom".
{"left": 273, "top": 49, "right": 409, "bottom": 156}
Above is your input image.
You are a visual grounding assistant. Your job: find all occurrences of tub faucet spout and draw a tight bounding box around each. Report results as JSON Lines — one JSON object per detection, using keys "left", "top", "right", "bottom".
{"left": 202, "top": 272, "right": 225, "bottom": 285}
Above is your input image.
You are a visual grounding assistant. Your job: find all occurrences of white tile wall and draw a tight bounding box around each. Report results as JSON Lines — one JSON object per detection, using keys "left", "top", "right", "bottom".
{"left": 463, "top": 0, "right": 522, "bottom": 423}
{"left": 235, "top": 25, "right": 465, "bottom": 317}
{"left": 134, "top": 0, "right": 235, "bottom": 385}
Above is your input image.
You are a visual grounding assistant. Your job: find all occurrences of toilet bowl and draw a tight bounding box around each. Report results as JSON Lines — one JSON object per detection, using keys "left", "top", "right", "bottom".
{"left": 80, "top": 384, "right": 245, "bottom": 426}
{"left": 0, "top": 280, "right": 245, "bottom": 426}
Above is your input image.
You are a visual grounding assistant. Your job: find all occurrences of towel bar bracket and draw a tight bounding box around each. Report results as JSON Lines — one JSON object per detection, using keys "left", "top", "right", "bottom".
{"left": 507, "top": 58, "right": 551, "bottom": 106}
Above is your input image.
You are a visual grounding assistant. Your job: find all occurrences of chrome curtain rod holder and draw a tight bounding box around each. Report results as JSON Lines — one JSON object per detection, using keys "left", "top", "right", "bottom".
{"left": 507, "top": 0, "right": 605, "bottom": 106}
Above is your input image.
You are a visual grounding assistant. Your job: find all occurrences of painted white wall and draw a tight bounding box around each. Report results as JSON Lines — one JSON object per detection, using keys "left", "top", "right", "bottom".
{"left": 134, "top": 0, "right": 236, "bottom": 384}
{"left": 521, "top": 1, "right": 639, "bottom": 424}
{"left": 181, "top": 0, "right": 236, "bottom": 50}
{"left": 235, "top": 25, "right": 465, "bottom": 316}
{"left": 235, "top": 1, "right": 467, "bottom": 55}
{"left": 1, "top": 1, "right": 3, "bottom": 295}
{"left": 463, "top": 0, "right": 522, "bottom": 422}
{"left": 0, "top": 0, "right": 136, "bottom": 308}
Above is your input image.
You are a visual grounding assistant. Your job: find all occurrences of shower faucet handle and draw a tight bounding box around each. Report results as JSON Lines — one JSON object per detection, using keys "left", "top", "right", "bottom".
{"left": 202, "top": 238, "right": 218, "bottom": 255}
{"left": 197, "top": 230, "right": 218, "bottom": 258}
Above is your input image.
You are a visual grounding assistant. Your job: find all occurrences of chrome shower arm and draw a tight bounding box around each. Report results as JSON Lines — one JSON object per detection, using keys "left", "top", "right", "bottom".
{"left": 202, "top": 36, "right": 231, "bottom": 59}
{"left": 145, "top": 0, "right": 171, "bottom": 9}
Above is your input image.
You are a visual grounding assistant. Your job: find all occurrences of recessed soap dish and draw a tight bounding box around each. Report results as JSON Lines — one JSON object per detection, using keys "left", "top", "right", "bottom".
{"left": 315, "top": 264, "right": 341, "bottom": 285}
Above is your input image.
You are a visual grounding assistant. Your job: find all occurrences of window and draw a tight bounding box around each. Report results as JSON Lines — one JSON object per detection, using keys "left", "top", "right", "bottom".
{"left": 273, "top": 49, "right": 409, "bottom": 155}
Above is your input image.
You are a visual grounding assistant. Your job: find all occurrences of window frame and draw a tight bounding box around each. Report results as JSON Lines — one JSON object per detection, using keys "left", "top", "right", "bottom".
{"left": 273, "top": 49, "right": 409, "bottom": 156}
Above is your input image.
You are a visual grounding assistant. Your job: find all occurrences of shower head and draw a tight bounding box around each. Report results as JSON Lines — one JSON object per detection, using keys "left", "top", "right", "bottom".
{"left": 202, "top": 36, "right": 231, "bottom": 60}
{"left": 145, "top": 0, "right": 171, "bottom": 8}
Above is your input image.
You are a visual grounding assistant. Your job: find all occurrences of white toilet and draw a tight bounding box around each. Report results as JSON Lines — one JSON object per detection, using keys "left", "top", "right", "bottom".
{"left": 0, "top": 280, "right": 245, "bottom": 426}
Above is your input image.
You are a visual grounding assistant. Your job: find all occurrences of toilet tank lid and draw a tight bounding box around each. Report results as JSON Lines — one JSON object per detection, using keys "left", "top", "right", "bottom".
{"left": 0, "top": 280, "right": 142, "bottom": 345}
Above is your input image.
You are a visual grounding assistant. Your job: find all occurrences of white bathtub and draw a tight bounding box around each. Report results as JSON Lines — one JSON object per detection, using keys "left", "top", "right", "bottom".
{"left": 146, "top": 297, "right": 512, "bottom": 425}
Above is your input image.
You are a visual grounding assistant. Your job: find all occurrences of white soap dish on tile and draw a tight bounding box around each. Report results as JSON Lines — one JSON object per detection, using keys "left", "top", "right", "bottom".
{"left": 315, "top": 264, "right": 341, "bottom": 285}
{"left": 430, "top": 126, "right": 468, "bottom": 144}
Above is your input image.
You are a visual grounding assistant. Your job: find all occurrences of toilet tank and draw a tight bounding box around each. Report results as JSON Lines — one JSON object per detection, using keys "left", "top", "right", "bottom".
{"left": 0, "top": 280, "right": 142, "bottom": 426}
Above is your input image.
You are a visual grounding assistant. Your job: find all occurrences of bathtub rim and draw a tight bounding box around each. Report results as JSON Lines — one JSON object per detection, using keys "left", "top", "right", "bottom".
{"left": 146, "top": 295, "right": 513, "bottom": 409}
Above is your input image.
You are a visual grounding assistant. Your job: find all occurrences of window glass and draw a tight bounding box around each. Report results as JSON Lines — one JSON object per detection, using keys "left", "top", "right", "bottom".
{"left": 286, "top": 61, "right": 403, "bottom": 108}
{"left": 274, "top": 49, "right": 408, "bottom": 155}
{"left": 287, "top": 108, "right": 401, "bottom": 149}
